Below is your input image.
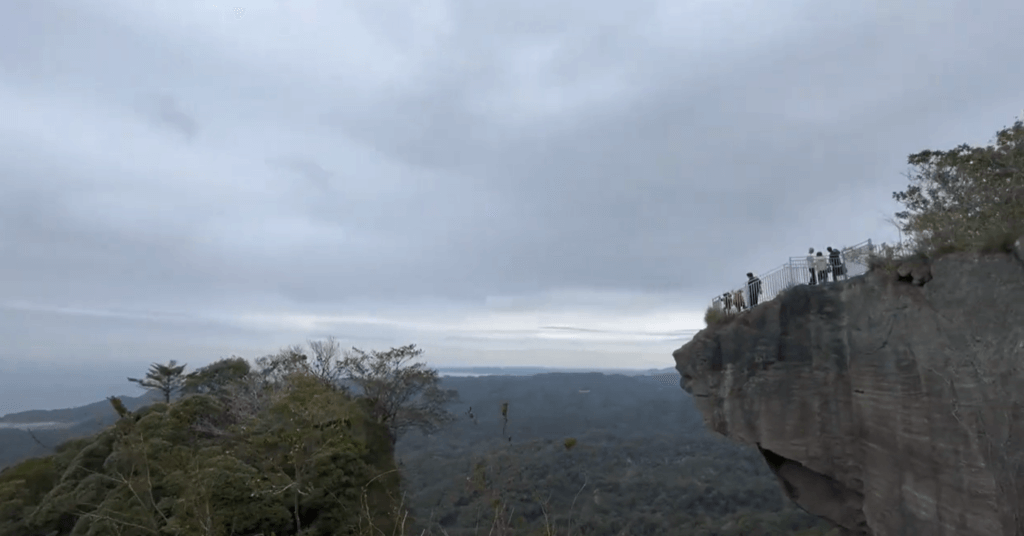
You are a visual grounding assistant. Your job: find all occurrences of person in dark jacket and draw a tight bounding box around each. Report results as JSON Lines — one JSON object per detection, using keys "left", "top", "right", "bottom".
{"left": 747, "top": 272, "right": 762, "bottom": 307}
{"left": 827, "top": 246, "right": 845, "bottom": 281}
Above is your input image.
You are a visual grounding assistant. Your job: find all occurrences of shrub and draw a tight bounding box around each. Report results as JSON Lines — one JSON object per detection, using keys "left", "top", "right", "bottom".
{"left": 892, "top": 118, "right": 1023, "bottom": 256}
{"left": 704, "top": 306, "right": 733, "bottom": 327}
{"left": 866, "top": 241, "right": 929, "bottom": 273}
{"left": 977, "top": 225, "right": 1023, "bottom": 254}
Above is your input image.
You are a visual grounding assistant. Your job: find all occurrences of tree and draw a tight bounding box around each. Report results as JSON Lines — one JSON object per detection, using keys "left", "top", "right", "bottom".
{"left": 307, "top": 336, "right": 343, "bottom": 389}
{"left": 893, "top": 118, "right": 1024, "bottom": 254}
{"left": 337, "top": 344, "right": 458, "bottom": 445}
{"left": 181, "top": 356, "right": 252, "bottom": 398}
{"left": 10, "top": 367, "right": 405, "bottom": 536}
{"left": 107, "top": 395, "right": 130, "bottom": 419}
{"left": 239, "top": 372, "right": 373, "bottom": 535}
{"left": 128, "top": 360, "right": 188, "bottom": 404}
{"left": 212, "top": 340, "right": 344, "bottom": 429}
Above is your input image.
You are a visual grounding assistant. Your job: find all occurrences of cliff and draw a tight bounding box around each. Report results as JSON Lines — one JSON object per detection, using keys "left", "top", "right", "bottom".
{"left": 673, "top": 242, "right": 1024, "bottom": 536}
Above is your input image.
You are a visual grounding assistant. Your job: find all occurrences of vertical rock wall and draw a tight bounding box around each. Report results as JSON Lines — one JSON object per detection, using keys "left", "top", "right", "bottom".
{"left": 673, "top": 250, "right": 1024, "bottom": 536}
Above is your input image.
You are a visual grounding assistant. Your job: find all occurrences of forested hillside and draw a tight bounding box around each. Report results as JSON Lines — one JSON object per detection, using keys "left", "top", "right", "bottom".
{"left": 396, "top": 373, "right": 834, "bottom": 535}
{"left": 0, "top": 345, "right": 837, "bottom": 535}
{"left": 0, "top": 373, "right": 402, "bottom": 536}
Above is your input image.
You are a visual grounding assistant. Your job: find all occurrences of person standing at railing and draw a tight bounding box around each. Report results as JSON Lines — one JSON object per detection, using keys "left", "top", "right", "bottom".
{"left": 732, "top": 288, "right": 746, "bottom": 311}
{"left": 814, "top": 252, "right": 830, "bottom": 284}
{"left": 827, "top": 246, "right": 845, "bottom": 281}
{"left": 806, "top": 248, "right": 817, "bottom": 285}
{"left": 747, "top": 272, "right": 762, "bottom": 307}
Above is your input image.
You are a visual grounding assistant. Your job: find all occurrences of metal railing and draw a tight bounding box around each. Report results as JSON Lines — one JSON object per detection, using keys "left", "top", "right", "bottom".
{"left": 711, "top": 239, "right": 877, "bottom": 312}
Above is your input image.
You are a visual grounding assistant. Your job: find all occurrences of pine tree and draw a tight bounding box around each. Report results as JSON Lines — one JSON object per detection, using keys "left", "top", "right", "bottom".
{"left": 127, "top": 360, "right": 188, "bottom": 403}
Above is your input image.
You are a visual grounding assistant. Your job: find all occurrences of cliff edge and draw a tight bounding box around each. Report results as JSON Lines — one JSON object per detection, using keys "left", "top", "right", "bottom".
{"left": 673, "top": 245, "right": 1024, "bottom": 536}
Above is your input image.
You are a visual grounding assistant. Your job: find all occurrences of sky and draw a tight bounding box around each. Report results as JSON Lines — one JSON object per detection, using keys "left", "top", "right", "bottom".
{"left": 1, "top": 0, "right": 1023, "bottom": 413}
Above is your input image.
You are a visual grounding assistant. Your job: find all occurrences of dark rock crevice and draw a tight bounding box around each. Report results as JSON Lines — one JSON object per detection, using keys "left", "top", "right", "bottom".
{"left": 757, "top": 444, "right": 869, "bottom": 535}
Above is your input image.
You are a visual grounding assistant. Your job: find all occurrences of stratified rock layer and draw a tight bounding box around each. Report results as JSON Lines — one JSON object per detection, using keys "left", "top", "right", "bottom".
{"left": 674, "top": 250, "right": 1024, "bottom": 536}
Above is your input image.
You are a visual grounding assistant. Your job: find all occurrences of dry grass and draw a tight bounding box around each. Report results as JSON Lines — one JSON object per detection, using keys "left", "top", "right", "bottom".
{"left": 704, "top": 306, "right": 727, "bottom": 326}
{"left": 704, "top": 306, "right": 741, "bottom": 327}
{"left": 866, "top": 243, "right": 927, "bottom": 273}
{"left": 867, "top": 225, "right": 1023, "bottom": 275}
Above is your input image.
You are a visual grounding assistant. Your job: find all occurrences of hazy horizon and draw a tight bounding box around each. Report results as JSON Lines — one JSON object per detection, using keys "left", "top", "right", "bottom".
{"left": 0, "top": 359, "right": 676, "bottom": 417}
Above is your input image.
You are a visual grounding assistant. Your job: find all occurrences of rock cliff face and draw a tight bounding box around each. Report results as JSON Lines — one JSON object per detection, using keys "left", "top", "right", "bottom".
{"left": 673, "top": 249, "right": 1024, "bottom": 536}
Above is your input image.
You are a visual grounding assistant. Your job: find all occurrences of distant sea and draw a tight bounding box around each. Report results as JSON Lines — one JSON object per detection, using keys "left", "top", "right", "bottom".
{"left": 0, "top": 421, "right": 74, "bottom": 430}
{"left": 438, "top": 367, "right": 674, "bottom": 378}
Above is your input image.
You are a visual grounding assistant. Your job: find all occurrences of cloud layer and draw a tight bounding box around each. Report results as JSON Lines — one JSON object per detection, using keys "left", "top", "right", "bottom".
{"left": 1, "top": 0, "right": 1022, "bottom": 410}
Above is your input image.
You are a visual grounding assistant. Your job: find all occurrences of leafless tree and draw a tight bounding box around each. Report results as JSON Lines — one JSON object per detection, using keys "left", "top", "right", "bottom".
{"left": 337, "top": 344, "right": 458, "bottom": 445}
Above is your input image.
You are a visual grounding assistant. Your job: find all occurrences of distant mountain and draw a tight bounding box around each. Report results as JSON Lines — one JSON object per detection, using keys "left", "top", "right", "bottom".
{"left": 0, "top": 390, "right": 164, "bottom": 470}
{"left": 637, "top": 366, "right": 679, "bottom": 375}
{"left": 0, "top": 389, "right": 164, "bottom": 424}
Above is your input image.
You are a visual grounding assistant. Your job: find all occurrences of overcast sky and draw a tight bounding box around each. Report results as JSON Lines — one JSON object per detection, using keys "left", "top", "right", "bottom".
{"left": 2, "top": 0, "right": 1022, "bottom": 413}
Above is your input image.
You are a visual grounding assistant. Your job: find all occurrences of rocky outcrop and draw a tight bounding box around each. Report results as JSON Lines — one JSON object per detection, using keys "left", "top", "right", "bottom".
{"left": 894, "top": 258, "right": 932, "bottom": 286}
{"left": 673, "top": 249, "right": 1024, "bottom": 536}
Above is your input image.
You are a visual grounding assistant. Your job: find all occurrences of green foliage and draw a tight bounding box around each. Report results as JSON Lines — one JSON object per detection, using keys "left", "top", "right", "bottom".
{"left": 107, "top": 396, "right": 130, "bottom": 419}
{"left": 255, "top": 346, "right": 314, "bottom": 388}
{"left": 892, "top": 118, "right": 1024, "bottom": 256}
{"left": 2, "top": 365, "right": 403, "bottom": 536}
{"left": 128, "top": 360, "right": 188, "bottom": 404}
{"left": 388, "top": 373, "right": 826, "bottom": 535}
{"left": 399, "top": 394, "right": 834, "bottom": 536}
{"left": 563, "top": 437, "right": 577, "bottom": 451}
{"left": 181, "top": 356, "right": 251, "bottom": 398}
{"left": 0, "top": 456, "right": 59, "bottom": 534}
{"left": 976, "top": 225, "right": 1021, "bottom": 254}
{"left": 402, "top": 434, "right": 834, "bottom": 536}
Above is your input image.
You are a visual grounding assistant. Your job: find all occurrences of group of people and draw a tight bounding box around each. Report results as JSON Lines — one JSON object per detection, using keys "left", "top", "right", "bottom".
{"left": 807, "top": 246, "right": 846, "bottom": 285}
{"left": 720, "top": 272, "right": 762, "bottom": 313}
{"left": 718, "top": 246, "right": 848, "bottom": 314}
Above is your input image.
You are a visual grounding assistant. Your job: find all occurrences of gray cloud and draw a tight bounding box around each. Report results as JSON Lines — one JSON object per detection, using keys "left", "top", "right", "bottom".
{"left": 1, "top": 0, "right": 1023, "bottom": 411}
{"left": 265, "top": 156, "right": 336, "bottom": 192}
{"left": 152, "top": 95, "right": 199, "bottom": 140}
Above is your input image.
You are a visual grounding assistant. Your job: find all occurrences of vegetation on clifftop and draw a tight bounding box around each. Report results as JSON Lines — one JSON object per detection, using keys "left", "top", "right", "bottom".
{"left": 883, "top": 117, "right": 1024, "bottom": 264}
